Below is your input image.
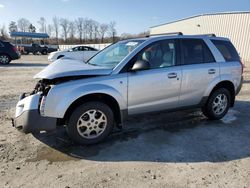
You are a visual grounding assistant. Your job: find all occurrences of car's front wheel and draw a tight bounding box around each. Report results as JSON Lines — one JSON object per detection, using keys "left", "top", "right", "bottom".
{"left": 67, "top": 102, "right": 114, "bottom": 145}
{"left": 0, "top": 54, "right": 11, "bottom": 64}
{"left": 202, "top": 88, "right": 231, "bottom": 120}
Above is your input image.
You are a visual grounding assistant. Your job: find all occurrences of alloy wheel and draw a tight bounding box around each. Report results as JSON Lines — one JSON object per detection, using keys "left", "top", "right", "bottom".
{"left": 76, "top": 109, "right": 107, "bottom": 139}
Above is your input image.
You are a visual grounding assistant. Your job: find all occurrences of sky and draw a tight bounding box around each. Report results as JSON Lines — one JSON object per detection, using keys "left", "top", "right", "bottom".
{"left": 0, "top": 0, "right": 249, "bottom": 35}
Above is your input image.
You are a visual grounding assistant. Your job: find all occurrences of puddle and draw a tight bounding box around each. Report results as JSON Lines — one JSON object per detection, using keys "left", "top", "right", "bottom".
{"left": 221, "top": 110, "right": 238, "bottom": 124}
{"left": 26, "top": 146, "right": 78, "bottom": 162}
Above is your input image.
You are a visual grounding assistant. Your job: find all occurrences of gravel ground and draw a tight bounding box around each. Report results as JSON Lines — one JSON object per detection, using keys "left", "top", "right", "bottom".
{"left": 0, "top": 55, "right": 249, "bottom": 188}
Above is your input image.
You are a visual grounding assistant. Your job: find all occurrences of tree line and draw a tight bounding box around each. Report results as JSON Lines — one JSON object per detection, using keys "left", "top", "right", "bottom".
{"left": 0, "top": 16, "right": 149, "bottom": 45}
{"left": 0, "top": 16, "right": 118, "bottom": 44}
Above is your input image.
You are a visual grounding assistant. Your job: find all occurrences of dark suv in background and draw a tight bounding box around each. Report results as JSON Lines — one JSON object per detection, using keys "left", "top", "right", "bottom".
{"left": 0, "top": 40, "right": 21, "bottom": 64}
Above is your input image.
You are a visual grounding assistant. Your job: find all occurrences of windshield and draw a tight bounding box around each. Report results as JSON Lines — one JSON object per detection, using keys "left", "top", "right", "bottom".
{"left": 88, "top": 40, "right": 144, "bottom": 68}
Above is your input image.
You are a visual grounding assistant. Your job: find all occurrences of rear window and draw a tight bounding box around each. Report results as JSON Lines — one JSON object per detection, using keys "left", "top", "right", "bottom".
{"left": 211, "top": 40, "right": 240, "bottom": 62}
{"left": 181, "top": 39, "right": 215, "bottom": 65}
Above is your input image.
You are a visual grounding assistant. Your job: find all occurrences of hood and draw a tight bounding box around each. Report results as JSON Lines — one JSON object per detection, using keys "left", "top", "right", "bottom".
{"left": 34, "top": 58, "right": 113, "bottom": 79}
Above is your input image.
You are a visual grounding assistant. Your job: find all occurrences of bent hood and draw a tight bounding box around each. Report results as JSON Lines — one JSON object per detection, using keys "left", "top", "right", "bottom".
{"left": 34, "top": 58, "right": 113, "bottom": 80}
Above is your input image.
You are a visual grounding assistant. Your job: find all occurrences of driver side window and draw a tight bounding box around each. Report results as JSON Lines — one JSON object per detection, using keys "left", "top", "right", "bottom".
{"left": 136, "top": 40, "right": 176, "bottom": 69}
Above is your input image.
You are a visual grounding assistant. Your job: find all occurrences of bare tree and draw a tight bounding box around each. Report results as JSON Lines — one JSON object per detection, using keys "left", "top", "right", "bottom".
{"left": 85, "top": 19, "right": 94, "bottom": 41}
{"left": 52, "top": 16, "right": 60, "bottom": 43}
{"left": 69, "top": 21, "right": 75, "bottom": 42}
{"left": 83, "top": 19, "right": 89, "bottom": 42}
{"left": 93, "top": 21, "right": 100, "bottom": 43}
{"left": 28, "top": 24, "right": 36, "bottom": 33}
{"left": 75, "top": 17, "right": 85, "bottom": 43}
{"left": 9, "top": 21, "right": 18, "bottom": 32}
{"left": 100, "top": 24, "right": 108, "bottom": 43}
{"left": 17, "top": 18, "right": 30, "bottom": 32}
{"left": 108, "top": 21, "right": 117, "bottom": 42}
{"left": 0, "top": 25, "right": 8, "bottom": 40}
{"left": 37, "top": 17, "right": 46, "bottom": 33}
{"left": 60, "top": 18, "right": 70, "bottom": 42}
{"left": 47, "top": 24, "right": 53, "bottom": 37}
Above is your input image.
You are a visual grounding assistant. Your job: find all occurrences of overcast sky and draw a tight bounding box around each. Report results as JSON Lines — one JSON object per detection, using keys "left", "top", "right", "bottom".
{"left": 0, "top": 0, "right": 249, "bottom": 35}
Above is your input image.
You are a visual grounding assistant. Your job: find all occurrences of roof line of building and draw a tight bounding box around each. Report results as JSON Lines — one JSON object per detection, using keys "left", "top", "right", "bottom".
{"left": 150, "top": 11, "right": 250, "bottom": 28}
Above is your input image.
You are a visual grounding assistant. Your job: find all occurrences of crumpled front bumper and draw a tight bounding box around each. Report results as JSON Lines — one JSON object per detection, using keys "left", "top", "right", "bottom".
{"left": 12, "top": 93, "right": 57, "bottom": 133}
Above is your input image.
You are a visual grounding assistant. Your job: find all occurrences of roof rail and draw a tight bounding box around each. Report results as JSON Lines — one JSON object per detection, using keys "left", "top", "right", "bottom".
{"left": 194, "top": 33, "right": 216, "bottom": 37}
{"left": 146, "top": 32, "right": 183, "bottom": 37}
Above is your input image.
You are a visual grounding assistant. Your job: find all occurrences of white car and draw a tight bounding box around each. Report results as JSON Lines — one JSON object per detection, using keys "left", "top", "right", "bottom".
{"left": 48, "top": 46, "right": 99, "bottom": 62}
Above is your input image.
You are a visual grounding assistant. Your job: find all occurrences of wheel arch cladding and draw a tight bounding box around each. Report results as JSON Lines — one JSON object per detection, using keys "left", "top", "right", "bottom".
{"left": 209, "top": 81, "right": 235, "bottom": 107}
{"left": 62, "top": 93, "right": 122, "bottom": 126}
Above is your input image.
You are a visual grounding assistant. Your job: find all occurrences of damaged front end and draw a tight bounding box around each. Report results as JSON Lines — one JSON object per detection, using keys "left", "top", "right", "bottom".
{"left": 12, "top": 75, "right": 98, "bottom": 133}
{"left": 12, "top": 58, "right": 112, "bottom": 134}
{"left": 12, "top": 79, "right": 57, "bottom": 134}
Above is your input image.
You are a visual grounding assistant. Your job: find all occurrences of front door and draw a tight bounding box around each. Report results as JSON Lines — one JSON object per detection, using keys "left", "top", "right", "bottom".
{"left": 127, "top": 39, "right": 182, "bottom": 115}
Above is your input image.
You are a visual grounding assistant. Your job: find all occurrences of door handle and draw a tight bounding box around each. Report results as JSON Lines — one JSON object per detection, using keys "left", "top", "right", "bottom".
{"left": 208, "top": 69, "right": 216, "bottom": 74}
{"left": 168, "top": 72, "right": 177, "bottom": 78}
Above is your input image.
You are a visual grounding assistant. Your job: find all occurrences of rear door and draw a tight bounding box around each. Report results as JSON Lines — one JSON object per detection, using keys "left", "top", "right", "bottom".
{"left": 179, "top": 38, "right": 219, "bottom": 107}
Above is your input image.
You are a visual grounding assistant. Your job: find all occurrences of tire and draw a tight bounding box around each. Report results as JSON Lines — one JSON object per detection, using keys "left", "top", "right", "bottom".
{"left": 24, "top": 50, "right": 29, "bottom": 55}
{"left": 0, "top": 54, "right": 11, "bottom": 65}
{"left": 202, "top": 88, "right": 231, "bottom": 120}
{"left": 42, "top": 50, "right": 48, "bottom": 55}
{"left": 66, "top": 102, "right": 114, "bottom": 145}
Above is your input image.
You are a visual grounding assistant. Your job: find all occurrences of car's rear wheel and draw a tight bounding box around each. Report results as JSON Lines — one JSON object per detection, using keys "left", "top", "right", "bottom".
{"left": 0, "top": 54, "right": 11, "bottom": 65}
{"left": 66, "top": 102, "right": 114, "bottom": 145}
{"left": 42, "top": 50, "right": 48, "bottom": 55}
{"left": 202, "top": 88, "right": 231, "bottom": 120}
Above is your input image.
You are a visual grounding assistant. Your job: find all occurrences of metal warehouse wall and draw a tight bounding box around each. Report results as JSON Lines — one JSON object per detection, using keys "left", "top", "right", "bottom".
{"left": 150, "top": 13, "right": 250, "bottom": 64}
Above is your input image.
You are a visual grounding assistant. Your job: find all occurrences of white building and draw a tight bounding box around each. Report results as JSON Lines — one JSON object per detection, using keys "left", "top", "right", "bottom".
{"left": 150, "top": 12, "right": 250, "bottom": 64}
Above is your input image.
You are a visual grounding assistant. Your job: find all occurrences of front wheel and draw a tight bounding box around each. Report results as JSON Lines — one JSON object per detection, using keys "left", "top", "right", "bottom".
{"left": 202, "top": 88, "right": 231, "bottom": 120}
{"left": 66, "top": 102, "right": 114, "bottom": 145}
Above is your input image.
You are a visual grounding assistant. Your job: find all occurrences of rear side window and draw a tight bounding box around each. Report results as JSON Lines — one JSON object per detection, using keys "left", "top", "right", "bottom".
{"left": 211, "top": 40, "right": 240, "bottom": 62}
{"left": 88, "top": 47, "right": 98, "bottom": 51}
{"left": 181, "top": 39, "right": 215, "bottom": 65}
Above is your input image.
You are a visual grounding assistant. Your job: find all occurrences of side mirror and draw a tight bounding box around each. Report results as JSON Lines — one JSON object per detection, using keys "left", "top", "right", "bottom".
{"left": 131, "top": 60, "right": 150, "bottom": 71}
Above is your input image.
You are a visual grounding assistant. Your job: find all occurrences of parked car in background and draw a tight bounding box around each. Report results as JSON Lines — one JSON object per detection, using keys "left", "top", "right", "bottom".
{"left": 18, "top": 43, "right": 58, "bottom": 55}
{"left": 13, "top": 33, "right": 243, "bottom": 145}
{"left": 0, "top": 40, "right": 21, "bottom": 65}
{"left": 48, "top": 46, "right": 99, "bottom": 62}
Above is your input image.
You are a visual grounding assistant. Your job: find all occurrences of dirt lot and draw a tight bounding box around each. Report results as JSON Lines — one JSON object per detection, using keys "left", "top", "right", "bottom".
{"left": 0, "top": 55, "right": 250, "bottom": 188}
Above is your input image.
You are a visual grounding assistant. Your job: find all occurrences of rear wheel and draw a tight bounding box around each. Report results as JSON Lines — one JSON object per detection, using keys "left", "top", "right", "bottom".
{"left": 66, "top": 102, "right": 114, "bottom": 145}
{"left": 42, "top": 50, "right": 48, "bottom": 55}
{"left": 202, "top": 88, "right": 231, "bottom": 120}
{"left": 0, "top": 54, "right": 11, "bottom": 64}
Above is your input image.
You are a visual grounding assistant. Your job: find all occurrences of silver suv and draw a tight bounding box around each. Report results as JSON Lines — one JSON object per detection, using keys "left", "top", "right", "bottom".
{"left": 13, "top": 33, "right": 243, "bottom": 145}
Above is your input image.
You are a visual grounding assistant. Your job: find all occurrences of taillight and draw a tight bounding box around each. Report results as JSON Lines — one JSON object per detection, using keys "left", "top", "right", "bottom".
{"left": 12, "top": 46, "right": 18, "bottom": 53}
